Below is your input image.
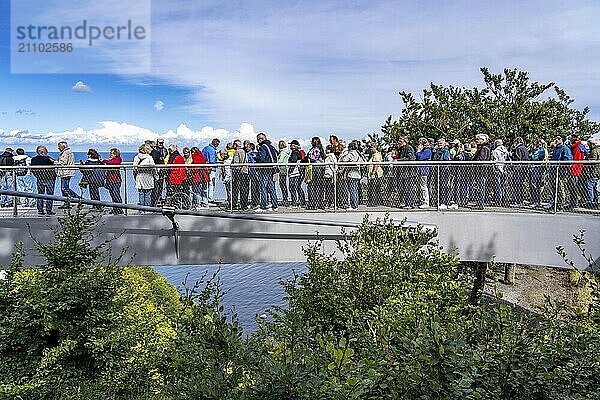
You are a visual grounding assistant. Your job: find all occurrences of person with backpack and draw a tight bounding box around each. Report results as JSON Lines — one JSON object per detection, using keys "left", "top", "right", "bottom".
{"left": 0, "top": 147, "right": 15, "bottom": 207}
{"left": 472, "top": 134, "right": 492, "bottom": 210}
{"left": 30, "top": 145, "right": 57, "bottom": 216}
{"left": 12, "top": 148, "right": 35, "bottom": 208}
{"left": 254, "top": 132, "right": 279, "bottom": 212}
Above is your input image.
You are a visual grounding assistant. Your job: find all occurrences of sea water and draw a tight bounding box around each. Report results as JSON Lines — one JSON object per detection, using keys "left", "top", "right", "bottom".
{"left": 154, "top": 262, "right": 307, "bottom": 332}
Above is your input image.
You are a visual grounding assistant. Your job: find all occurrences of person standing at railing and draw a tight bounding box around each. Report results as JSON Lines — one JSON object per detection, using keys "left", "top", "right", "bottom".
{"left": 150, "top": 138, "right": 168, "bottom": 206}
{"left": 584, "top": 138, "right": 600, "bottom": 209}
{"left": 396, "top": 137, "right": 416, "bottom": 208}
{"left": 167, "top": 144, "right": 187, "bottom": 200}
{"left": 202, "top": 138, "right": 220, "bottom": 204}
{"left": 415, "top": 138, "right": 432, "bottom": 209}
{"left": 188, "top": 146, "right": 210, "bottom": 209}
{"left": 383, "top": 146, "right": 398, "bottom": 208}
{"left": 0, "top": 148, "right": 14, "bottom": 208}
{"left": 246, "top": 142, "right": 260, "bottom": 209}
{"left": 431, "top": 138, "right": 451, "bottom": 209}
{"left": 365, "top": 142, "right": 383, "bottom": 207}
{"left": 567, "top": 133, "right": 589, "bottom": 210}
{"left": 528, "top": 138, "right": 548, "bottom": 208}
{"left": 491, "top": 139, "right": 509, "bottom": 208}
{"left": 472, "top": 134, "right": 491, "bottom": 210}
{"left": 133, "top": 143, "right": 155, "bottom": 207}
{"left": 288, "top": 140, "right": 306, "bottom": 209}
{"left": 56, "top": 141, "right": 79, "bottom": 209}
{"left": 453, "top": 142, "right": 474, "bottom": 207}
{"left": 230, "top": 140, "right": 249, "bottom": 211}
{"left": 546, "top": 135, "right": 572, "bottom": 212}
{"left": 30, "top": 145, "right": 56, "bottom": 216}
{"left": 304, "top": 136, "right": 325, "bottom": 210}
{"left": 102, "top": 148, "right": 124, "bottom": 214}
{"left": 254, "top": 132, "right": 279, "bottom": 212}
{"left": 277, "top": 140, "right": 291, "bottom": 206}
{"left": 219, "top": 149, "right": 232, "bottom": 206}
{"left": 323, "top": 144, "right": 337, "bottom": 209}
{"left": 509, "top": 137, "right": 530, "bottom": 207}
{"left": 339, "top": 141, "right": 362, "bottom": 210}
{"left": 13, "top": 148, "right": 35, "bottom": 208}
{"left": 82, "top": 149, "right": 106, "bottom": 211}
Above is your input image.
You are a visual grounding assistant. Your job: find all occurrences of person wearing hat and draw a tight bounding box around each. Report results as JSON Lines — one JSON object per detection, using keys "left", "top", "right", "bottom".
{"left": 546, "top": 135, "right": 573, "bottom": 212}
{"left": 0, "top": 147, "right": 14, "bottom": 207}
{"left": 287, "top": 140, "right": 306, "bottom": 208}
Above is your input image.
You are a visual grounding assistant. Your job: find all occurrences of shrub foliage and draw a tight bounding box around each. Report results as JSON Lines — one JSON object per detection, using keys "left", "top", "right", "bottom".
{"left": 1, "top": 212, "right": 598, "bottom": 399}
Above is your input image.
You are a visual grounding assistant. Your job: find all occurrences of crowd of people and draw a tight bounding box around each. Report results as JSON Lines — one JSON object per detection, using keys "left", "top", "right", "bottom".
{"left": 0, "top": 132, "right": 599, "bottom": 216}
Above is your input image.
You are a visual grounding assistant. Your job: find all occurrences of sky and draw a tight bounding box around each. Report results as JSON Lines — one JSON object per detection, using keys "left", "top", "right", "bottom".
{"left": 0, "top": 0, "right": 599, "bottom": 151}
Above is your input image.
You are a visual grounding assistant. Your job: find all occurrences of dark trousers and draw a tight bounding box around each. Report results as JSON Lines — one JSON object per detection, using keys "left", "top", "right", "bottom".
{"left": 106, "top": 180, "right": 123, "bottom": 213}
{"left": 279, "top": 173, "right": 289, "bottom": 202}
{"left": 37, "top": 179, "right": 55, "bottom": 213}
{"left": 250, "top": 174, "right": 260, "bottom": 207}
{"left": 151, "top": 178, "right": 164, "bottom": 206}
{"left": 367, "top": 177, "right": 382, "bottom": 206}
{"left": 232, "top": 171, "right": 249, "bottom": 209}
{"left": 289, "top": 176, "right": 305, "bottom": 206}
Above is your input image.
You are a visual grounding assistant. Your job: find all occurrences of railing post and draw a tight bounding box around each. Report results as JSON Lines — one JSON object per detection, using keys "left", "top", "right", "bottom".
{"left": 123, "top": 167, "right": 128, "bottom": 216}
{"left": 230, "top": 169, "right": 233, "bottom": 213}
{"left": 436, "top": 164, "right": 440, "bottom": 211}
{"left": 553, "top": 165, "right": 559, "bottom": 214}
{"left": 12, "top": 172, "right": 17, "bottom": 217}
{"left": 333, "top": 162, "right": 337, "bottom": 213}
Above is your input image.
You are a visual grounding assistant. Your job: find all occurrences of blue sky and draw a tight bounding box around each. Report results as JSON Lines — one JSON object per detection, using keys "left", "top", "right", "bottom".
{"left": 1, "top": 0, "right": 599, "bottom": 150}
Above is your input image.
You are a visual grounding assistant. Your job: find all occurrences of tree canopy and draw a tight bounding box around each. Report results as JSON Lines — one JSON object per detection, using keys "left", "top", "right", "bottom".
{"left": 381, "top": 67, "right": 600, "bottom": 146}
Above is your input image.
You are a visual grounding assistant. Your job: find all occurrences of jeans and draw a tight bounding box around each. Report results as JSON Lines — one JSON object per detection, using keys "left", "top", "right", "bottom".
{"left": 36, "top": 178, "right": 55, "bottom": 213}
{"left": 348, "top": 178, "right": 359, "bottom": 209}
{"left": 60, "top": 177, "right": 79, "bottom": 204}
{"left": 207, "top": 171, "right": 216, "bottom": 202}
{"left": 105, "top": 180, "right": 123, "bottom": 213}
{"left": 1, "top": 174, "right": 14, "bottom": 205}
{"left": 16, "top": 175, "right": 35, "bottom": 206}
{"left": 191, "top": 181, "right": 208, "bottom": 208}
{"left": 493, "top": 169, "right": 505, "bottom": 205}
{"left": 258, "top": 171, "right": 278, "bottom": 209}
{"left": 138, "top": 189, "right": 152, "bottom": 206}
{"left": 151, "top": 178, "right": 164, "bottom": 206}
{"left": 567, "top": 175, "right": 580, "bottom": 207}
{"left": 586, "top": 177, "right": 599, "bottom": 205}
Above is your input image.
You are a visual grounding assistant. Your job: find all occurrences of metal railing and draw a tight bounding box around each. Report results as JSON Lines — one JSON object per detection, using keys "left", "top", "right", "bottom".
{"left": 0, "top": 160, "right": 599, "bottom": 217}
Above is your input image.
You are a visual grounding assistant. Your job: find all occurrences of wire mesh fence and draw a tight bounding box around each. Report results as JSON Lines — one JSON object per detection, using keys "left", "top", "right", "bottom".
{"left": 1, "top": 161, "right": 599, "bottom": 217}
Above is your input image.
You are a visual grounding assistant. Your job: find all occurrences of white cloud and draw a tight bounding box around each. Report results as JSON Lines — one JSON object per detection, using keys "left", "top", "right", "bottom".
{"left": 72, "top": 81, "right": 92, "bottom": 93}
{"left": 154, "top": 100, "right": 165, "bottom": 111}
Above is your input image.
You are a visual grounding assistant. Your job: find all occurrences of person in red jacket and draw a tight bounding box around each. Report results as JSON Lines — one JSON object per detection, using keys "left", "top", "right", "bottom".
{"left": 568, "top": 133, "right": 589, "bottom": 209}
{"left": 189, "top": 146, "right": 210, "bottom": 209}
{"left": 167, "top": 144, "right": 187, "bottom": 196}
{"left": 103, "top": 148, "right": 123, "bottom": 214}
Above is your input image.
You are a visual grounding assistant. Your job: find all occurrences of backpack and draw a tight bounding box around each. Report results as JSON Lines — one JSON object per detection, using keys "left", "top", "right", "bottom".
{"left": 0, "top": 155, "right": 13, "bottom": 178}
{"left": 14, "top": 157, "right": 28, "bottom": 176}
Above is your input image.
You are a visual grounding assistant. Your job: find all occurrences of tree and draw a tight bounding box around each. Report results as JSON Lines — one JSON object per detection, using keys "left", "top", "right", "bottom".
{"left": 382, "top": 67, "right": 600, "bottom": 146}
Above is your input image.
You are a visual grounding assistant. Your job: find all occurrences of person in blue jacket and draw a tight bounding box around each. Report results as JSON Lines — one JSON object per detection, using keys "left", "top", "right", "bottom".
{"left": 253, "top": 132, "right": 279, "bottom": 212}
{"left": 202, "top": 138, "right": 220, "bottom": 203}
{"left": 546, "top": 135, "right": 573, "bottom": 212}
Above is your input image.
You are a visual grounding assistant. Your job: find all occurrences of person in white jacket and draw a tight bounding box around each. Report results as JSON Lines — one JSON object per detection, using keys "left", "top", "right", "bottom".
{"left": 133, "top": 143, "right": 155, "bottom": 206}
{"left": 56, "top": 141, "right": 79, "bottom": 208}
